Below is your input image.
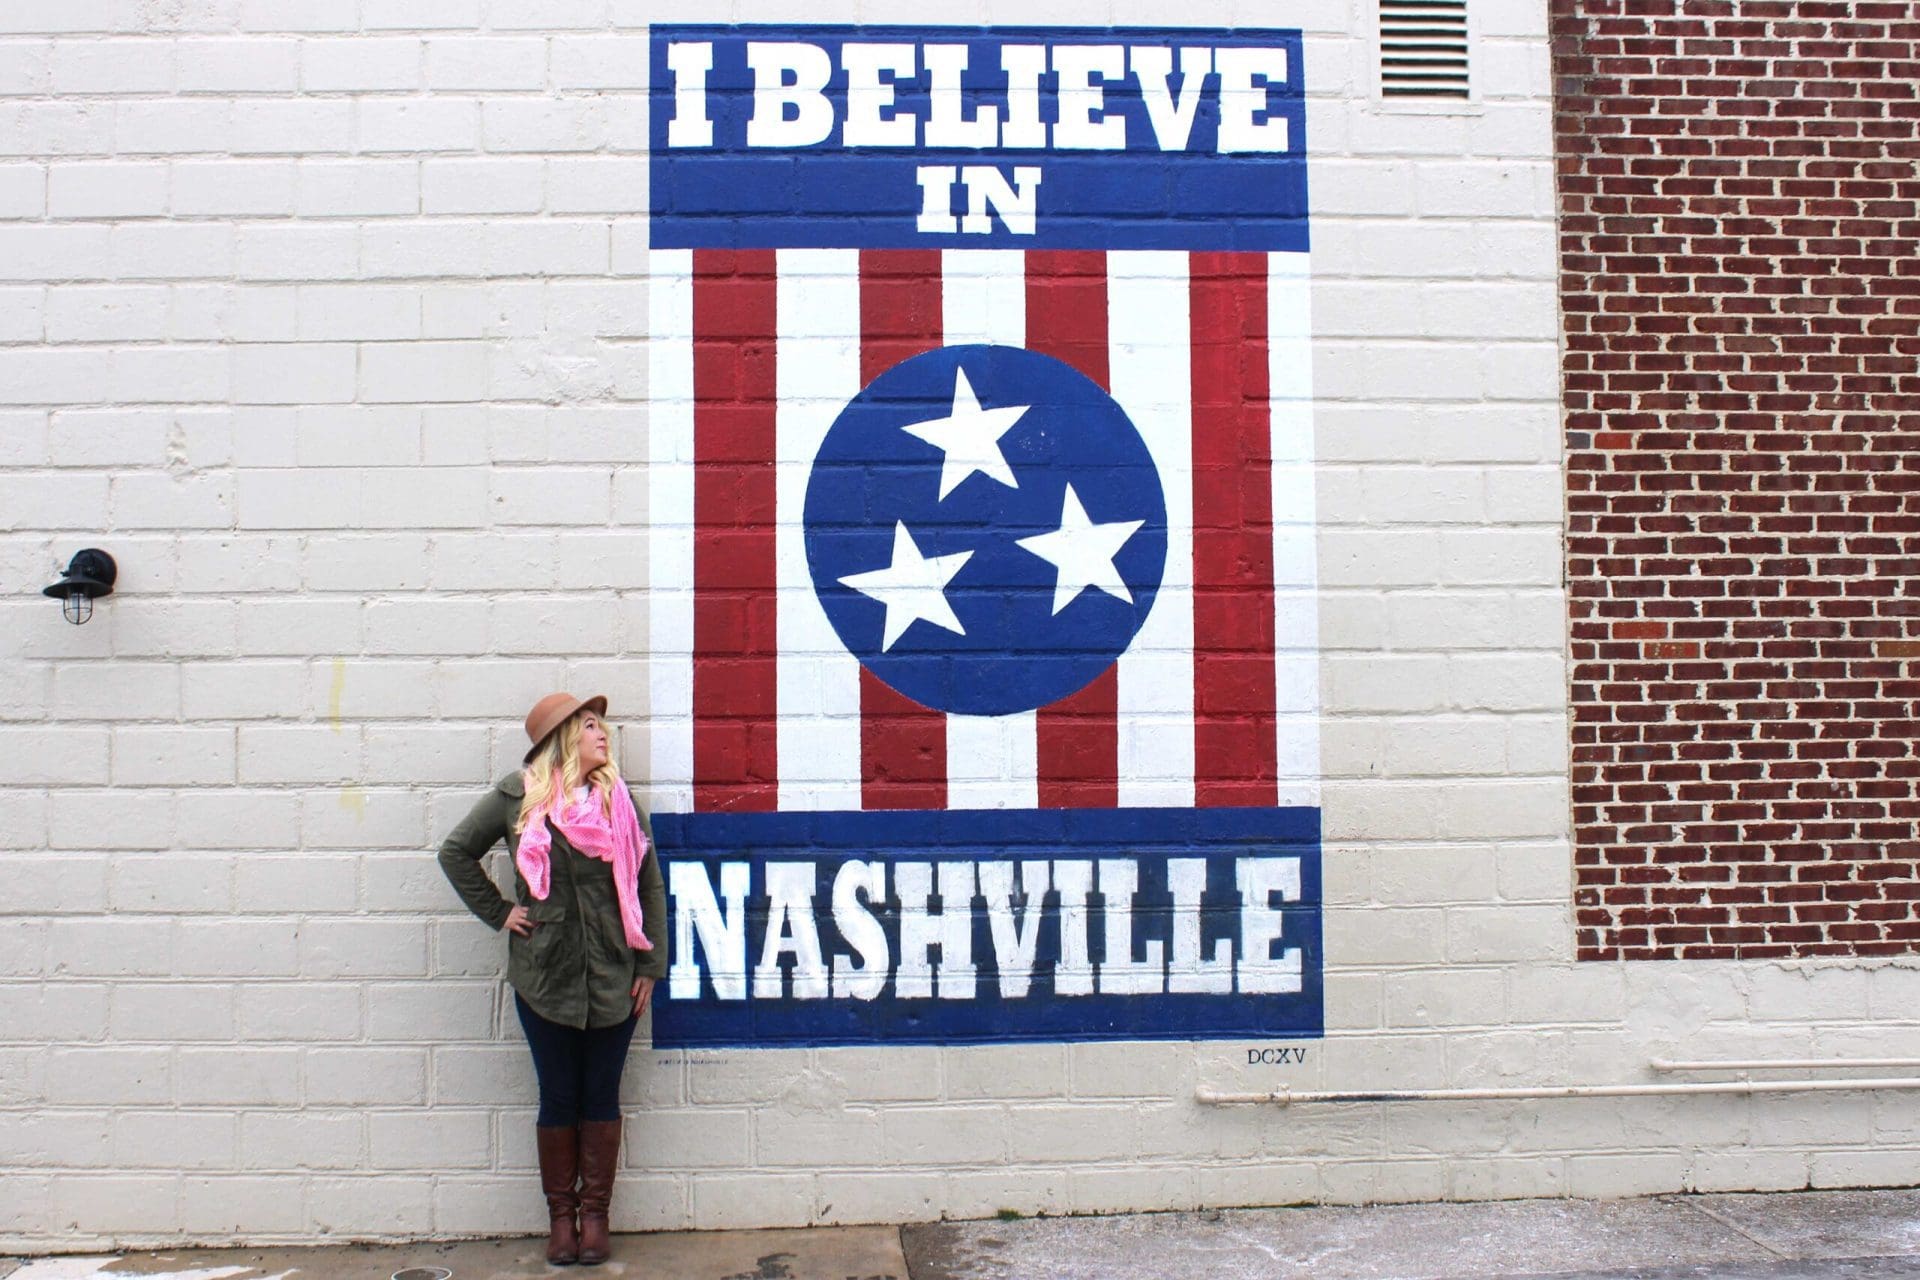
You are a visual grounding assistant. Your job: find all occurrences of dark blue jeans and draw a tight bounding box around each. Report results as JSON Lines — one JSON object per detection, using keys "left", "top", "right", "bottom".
{"left": 515, "top": 994, "right": 638, "bottom": 1127}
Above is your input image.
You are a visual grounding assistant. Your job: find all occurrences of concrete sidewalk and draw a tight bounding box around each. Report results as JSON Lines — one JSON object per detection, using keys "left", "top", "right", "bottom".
{"left": 7, "top": 1189, "right": 1920, "bottom": 1280}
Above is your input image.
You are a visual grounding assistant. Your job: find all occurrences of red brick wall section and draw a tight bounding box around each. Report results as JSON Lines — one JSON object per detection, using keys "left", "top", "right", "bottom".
{"left": 1554, "top": 0, "right": 1920, "bottom": 959}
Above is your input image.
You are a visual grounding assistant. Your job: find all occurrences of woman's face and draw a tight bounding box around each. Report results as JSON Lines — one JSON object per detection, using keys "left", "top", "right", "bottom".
{"left": 576, "top": 712, "right": 610, "bottom": 774}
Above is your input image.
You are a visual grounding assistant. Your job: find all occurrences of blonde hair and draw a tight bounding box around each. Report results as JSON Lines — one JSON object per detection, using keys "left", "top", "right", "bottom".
{"left": 515, "top": 710, "right": 620, "bottom": 834}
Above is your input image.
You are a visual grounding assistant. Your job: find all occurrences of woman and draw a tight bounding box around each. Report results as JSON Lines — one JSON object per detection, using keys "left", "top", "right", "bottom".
{"left": 436, "top": 692, "right": 668, "bottom": 1267}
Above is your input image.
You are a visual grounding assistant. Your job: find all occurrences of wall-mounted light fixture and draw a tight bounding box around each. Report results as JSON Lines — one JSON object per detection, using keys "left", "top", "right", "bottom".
{"left": 43, "top": 549, "right": 116, "bottom": 625}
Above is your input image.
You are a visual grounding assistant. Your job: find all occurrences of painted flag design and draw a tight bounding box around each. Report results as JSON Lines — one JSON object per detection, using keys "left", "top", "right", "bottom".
{"left": 644, "top": 25, "right": 1320, "bottom": 1046}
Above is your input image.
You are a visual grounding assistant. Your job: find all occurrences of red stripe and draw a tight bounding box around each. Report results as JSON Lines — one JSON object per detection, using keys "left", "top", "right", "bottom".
{"left": 1190, "top": 252, "right": 1278, "bottom": 807}
{"left": 691, "top": 249, "right": 779, "bottom": 812}
{"left": 1027, "top": 250, "right": 1120, "bottom": 810}
{"left": 859, "top": 250, "right": 948, "bottom": 811}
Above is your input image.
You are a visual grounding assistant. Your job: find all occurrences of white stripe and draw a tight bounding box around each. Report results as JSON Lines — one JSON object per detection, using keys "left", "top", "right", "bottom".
{"left": 1109, "top": 251, "right": 1197, "bottom": 808}
{"left": 645, "top": 250, "right": 696, "bottom": 815}
{"left": 776, "top": 249, "right": 865, "bottom": 810}
{"left": 1269, "top": 252, "right": 1320, "bottom": 806}
{"left": 940, "top": 248, "right": 1026, "bottom": 348}
{"left": 942, "top": 249, "right": 1037, "bottom": 810}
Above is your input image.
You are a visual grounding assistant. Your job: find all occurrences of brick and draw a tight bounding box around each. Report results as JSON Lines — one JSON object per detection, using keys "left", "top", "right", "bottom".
{"left": 0, "top": 350, "right": 112, "bottom": 405}
{"left": 241, "top": 0, "right": 361, "bottom": 30}
{"left": 308, "top": 1174, "right": 434, "bottom": 1235}
{"left": 301, "top": 36, "right": 423, "bottom": 90}
{"left": 367, "top": 1108, "right": 491, "bottom": 1169}
{"left": 1556, "top": 4, "right": 1920, "bottom": 960}
{"left": 0, "top": 40, "right": 51, "bottom": 95}
{"left": 430, "top": 1044, "right": 531, "bottom": 1105}
{"left": 48, "top": 161, "right": 168, "bottom": 218}
{"left": 494, "top": 0, "right": 610, "bottom": 33}
{"left": 231, "top": 343, "right": 355, "bottom": 404}
{"left": 418, "top": 282, "right": 543, "bottom": 342}
{"left": 114, "top": 98, "right": 232, "bottom": 154}
{"left": 179, "top": 1174, "right": 305, "bottom": 1235}
{"left": 0, "top": 919, "right": 48, "bottom": 977}
{"left": 482, "top": 218, "right": 608, "bottom": 276}
{"left": 237, "top": 981, "right": 360, "bottom": 1042}
{"left": 482, "top": 98, "right": 607, "bottom": 152}
{"left": 167, "top": 284, "right": 297, "bottom": 342}
{"left": 809, "top": 1171, "right": 942, "bottom": 1226}
{"left": 50, "top": 1175, "right": 181, "bottom": 1235}
{"left": 0, "top": 725, "right": 109, "bottom": 783}
{"left": 50, "top": 787, "right": 173, "bottom": 851}
{"left": 296, "top": 158, "right": 420, "bottom": 219}
{"left": 235, "top": 224, "right": 362, "bottom": 282}
{"left": 488, "top": 594, "right": 618, "bottom": 656}
{"left": 882, "top": 1106, "right": 1007, "bottom": 1165}
{"left": 307, "top": 1046, "right": 429, "bottom": 1105}
{"left": 45, "top": 285, "right": 169, "bottom": 343}
{"left": 170, "top": 160, "right": 297, "bottom": 216}
{"left": 428, "top": 531, "right": 556, "bottom": 590}
{"left": 44, "top": 1046, "right": 172, "bottom": 1105}
{"left": 0, "top": 101, "right": 113, "bottom": 156}
{"left": 686, "top": 1173, "right": 815, "bottom": 1231}
{"left": 304, "top": 785, "right": 428, "bottom": 848}
{"left": 424, "top": 36, "right": 547, "bottom": 91}
{"left": 174, "top": 789, "right": 301, "bottom": 851}
{"left": 111, "top": 223, "right": 233, "bottom": 280}
{"left": 176, "top": 37, "right": 300, "bottom": 92}
{"left": 109, "top": 856, "right": 233, "bottom": 914}
{"left": 363, "top": 220, "right": 486, "bottom": 278}
{"left": 365, "top": 980, "right": 492, "bottom": 1041}
{"left": 357, "top": 95, "right": 479, "bottom": 152}
{"left": 547, "top": 156, "right": 647, "bottom": 213}
{"left": 110, "top": 982, "right": 235, "bottom": 1041}
{"left": 241, "top": 1108, "right": 363, "bottom": 1169}
{"left": 421, "top": 157, "right": 544, "bottom": 214}
{"left": 0, "top": 980, "right": 111, "bottom": 1039}
{"left": 231, "top": 99, "right": 354, "bottom": 155}
{"left": 362, "top": 0, "right": 481, "bottom": 27}
{"left": 115, "top": 1110, "right": 238, "bottom": 1169}
{"left": 0, "top": 284, "right": 43, "bottom": 338}
{"left": 366, "top": 596, "right": 490, "bottom": 654}
{"left": 299, "top": 918, "right": 430, "bottom": 978}
{"left": 359, "top": 339, "right": 490, "bottom": 402}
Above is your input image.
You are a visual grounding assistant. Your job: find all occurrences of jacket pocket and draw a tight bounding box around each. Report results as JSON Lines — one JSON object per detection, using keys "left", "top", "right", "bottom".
{"left": 527, "top": 898, "right": 568, "bottom": 924}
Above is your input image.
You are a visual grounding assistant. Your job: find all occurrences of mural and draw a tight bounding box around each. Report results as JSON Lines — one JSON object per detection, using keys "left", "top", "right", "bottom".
{"left": 646, "top": 24, "right": 1319, "bottom": 1047}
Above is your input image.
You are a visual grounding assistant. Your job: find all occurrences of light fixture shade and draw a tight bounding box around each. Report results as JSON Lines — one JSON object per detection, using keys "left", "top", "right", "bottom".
{"left": 44, "top": 548, "right": 116, "bottom": 625}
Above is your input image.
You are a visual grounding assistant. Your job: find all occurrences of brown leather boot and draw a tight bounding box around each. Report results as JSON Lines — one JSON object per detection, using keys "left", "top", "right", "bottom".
{"left": 575, "top": 1118, "right": 621, "bottom": 1266}
{"left": 536, "top": 1125, "right": 581, "bottom": 1266}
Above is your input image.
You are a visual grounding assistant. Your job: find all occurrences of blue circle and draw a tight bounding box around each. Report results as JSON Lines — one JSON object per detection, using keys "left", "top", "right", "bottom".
{"left": 803, "top": 344, "right": 1167, "bottom": 717}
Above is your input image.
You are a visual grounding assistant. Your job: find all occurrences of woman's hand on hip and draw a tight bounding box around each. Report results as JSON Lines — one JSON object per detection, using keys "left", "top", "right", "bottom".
{"left": 631, "top": 976, "right": 655, "bottom": 1017}
{"left": 503, "top": 905, "right": 537, "bottom": 937}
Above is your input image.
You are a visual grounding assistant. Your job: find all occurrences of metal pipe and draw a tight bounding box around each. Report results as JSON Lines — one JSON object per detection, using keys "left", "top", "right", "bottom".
{"left": 1196, "top": 1077, "right": 1920, "bottom": 1106}
{"left": 1651, "top": 1058, "right": 1920, "bottom": 1073}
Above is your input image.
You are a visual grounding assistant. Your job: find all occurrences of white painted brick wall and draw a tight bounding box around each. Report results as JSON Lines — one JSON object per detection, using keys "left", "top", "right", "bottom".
{"left": 3, "top": 0, "right": 1915, "bottom": 1253}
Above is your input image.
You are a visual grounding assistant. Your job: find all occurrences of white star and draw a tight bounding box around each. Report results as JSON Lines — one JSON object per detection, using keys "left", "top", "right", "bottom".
{"left": 838, "top": 522, "right": 974, "bottom": 651}
{"left": 1016, "top": 483, "right": 1145, "bottom": 616}
{"left": 900, "top": 367, "right": 1027, "bottom": 500}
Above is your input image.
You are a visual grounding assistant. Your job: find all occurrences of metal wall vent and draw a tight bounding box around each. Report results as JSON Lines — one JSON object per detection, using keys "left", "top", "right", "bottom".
{"left": 1381, "top": 0, "right": 1469, "bottom": 99}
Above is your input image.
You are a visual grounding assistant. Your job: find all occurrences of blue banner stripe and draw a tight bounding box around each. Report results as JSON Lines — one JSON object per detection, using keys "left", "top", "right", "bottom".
{"left": 649, "top": 24, "right": 1310, "bottom": 252}
{"left": 650, "top": 806, "right": 1324, "bottom": 1048}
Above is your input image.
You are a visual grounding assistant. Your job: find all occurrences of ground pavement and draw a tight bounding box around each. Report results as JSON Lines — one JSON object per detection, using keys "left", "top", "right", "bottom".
{"left": 7, "top": 1188, "right": 1920, "bottom": 1280}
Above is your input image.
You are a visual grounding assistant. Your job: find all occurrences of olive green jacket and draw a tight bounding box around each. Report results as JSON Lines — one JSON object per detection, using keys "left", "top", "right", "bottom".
{"left": 436, "top": 772, "right": 669, "bottom": 1030}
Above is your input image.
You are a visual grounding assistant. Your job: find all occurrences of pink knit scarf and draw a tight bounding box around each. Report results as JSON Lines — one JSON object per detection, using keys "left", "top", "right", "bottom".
{"left": 514, "top": 773, "right": 653, "bottom": 952}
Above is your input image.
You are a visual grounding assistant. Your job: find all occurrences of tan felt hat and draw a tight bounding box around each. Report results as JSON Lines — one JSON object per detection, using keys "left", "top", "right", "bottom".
{"left": 523, "top": 691, "right": 608, "bottom": 763}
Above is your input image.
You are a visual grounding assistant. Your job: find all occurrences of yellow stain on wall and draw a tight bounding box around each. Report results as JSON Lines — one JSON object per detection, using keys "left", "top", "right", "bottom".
{"left": 331, "top": 659, "right": 362, "bottom": 819}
